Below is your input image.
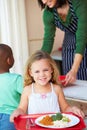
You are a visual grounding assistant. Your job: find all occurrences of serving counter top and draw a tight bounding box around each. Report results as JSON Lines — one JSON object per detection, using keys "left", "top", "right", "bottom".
{"left": 63, "top": 80, "right": 87, "bottom": 101}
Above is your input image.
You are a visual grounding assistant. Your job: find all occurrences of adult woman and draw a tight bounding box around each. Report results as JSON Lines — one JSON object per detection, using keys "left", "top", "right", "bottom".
{"left": 37, "top": 0, "right": 87, "bottom": 85}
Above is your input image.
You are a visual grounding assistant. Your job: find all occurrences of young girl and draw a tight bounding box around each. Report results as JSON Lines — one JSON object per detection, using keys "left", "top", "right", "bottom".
{"left": 10, "top": 50, "right": 84, "bottom": 122}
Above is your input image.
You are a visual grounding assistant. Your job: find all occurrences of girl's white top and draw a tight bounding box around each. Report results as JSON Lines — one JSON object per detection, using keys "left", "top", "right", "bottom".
{"left": 28, "top": 83, "right": 60, "bottom": 114}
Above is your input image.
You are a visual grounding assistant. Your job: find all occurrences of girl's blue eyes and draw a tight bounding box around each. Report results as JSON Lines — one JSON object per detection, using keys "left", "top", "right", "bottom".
{"left": 44, "top": 69, "right": 49, "bottom": 71}
{"left": 35, "top": 69, "right": 49, "bottom": 73}
{"left": 35, "top": 71, "right": 39, "bottom": 73}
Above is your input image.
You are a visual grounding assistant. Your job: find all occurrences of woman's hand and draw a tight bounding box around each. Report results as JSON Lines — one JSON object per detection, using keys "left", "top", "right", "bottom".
{"left": 64, "top": 54, "right": 83, "bottom": 86}
{"left": 64, "top": 69, "right": 76, "bottom": 86}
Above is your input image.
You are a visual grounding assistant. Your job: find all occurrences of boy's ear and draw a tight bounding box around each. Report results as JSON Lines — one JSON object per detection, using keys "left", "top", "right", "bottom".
{"left": 7, "top": 55, "right": 14, "bottom": 67}
{"left": 7, "top": 57, "right": 11, "bottom": 65}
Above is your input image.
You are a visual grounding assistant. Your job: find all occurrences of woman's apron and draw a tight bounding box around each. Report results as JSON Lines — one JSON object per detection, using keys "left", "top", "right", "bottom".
{"left": 53, "top": 0, "right": 87, "bottom": 80}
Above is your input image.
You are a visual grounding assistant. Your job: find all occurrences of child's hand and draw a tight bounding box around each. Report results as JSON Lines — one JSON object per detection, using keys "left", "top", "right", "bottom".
{"left": 71, "top": 106, "right": 85, "bottom": 118}
{"left": 10, "top": 108, "right": 24, "bottom": 122}
{"left": 66, "top": 106, "right": 85, "bottom": 119}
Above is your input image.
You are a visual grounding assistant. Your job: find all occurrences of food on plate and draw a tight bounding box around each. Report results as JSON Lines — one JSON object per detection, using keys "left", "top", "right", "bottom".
{"left": 39, "top": 113, "right": 71, "bottom": 128}
{"left": 51, "top": 113, "right": 63, "bottom": 121}
{"left": 39, "top": 115, "right": 53, "bottom": 125}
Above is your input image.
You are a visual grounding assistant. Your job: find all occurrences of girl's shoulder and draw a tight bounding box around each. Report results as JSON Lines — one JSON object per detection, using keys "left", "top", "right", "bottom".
{"left": 23, "top": 84, "right": 32, "bottom": 94}
{"left": 52, "top": 84, "right": 62, "bottom": 93}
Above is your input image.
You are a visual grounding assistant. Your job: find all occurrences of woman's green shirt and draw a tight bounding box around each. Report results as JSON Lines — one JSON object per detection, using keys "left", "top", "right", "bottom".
{"left": 41, "top": 0, "right": 87, "bottom": 55}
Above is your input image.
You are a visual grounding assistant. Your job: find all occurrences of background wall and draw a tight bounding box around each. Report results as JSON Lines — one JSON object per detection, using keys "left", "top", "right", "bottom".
{"left": 0, "top": 0, "right": 64, "bottom": 74}
{"left": 25, "top": 0, "right": 64, "bottom": 55}
{"left": 0, "top": 0, "right": 29, "bottom": 74}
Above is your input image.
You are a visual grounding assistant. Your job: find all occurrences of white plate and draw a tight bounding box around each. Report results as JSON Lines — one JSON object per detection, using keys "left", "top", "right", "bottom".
{"left": 35, "top": 113, "right": 80, "bottom": 129}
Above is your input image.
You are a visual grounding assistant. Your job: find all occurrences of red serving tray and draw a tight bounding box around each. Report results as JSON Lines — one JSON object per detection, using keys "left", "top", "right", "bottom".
{"left": 14, "top": 113, "right": 86, "bottom": 130}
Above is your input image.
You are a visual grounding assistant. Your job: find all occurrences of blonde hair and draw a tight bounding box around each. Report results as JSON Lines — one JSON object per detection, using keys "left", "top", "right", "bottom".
{"left": 24, "top": 50, "right": 60, "bottom": 87}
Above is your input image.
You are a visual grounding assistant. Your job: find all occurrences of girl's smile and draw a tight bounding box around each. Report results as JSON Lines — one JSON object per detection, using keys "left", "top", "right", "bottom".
{"left": 30, "top": 59, "right": 53, "bottom": 86}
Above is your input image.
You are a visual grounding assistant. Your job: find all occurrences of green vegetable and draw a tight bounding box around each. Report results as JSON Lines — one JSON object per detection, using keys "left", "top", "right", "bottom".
{"left": 62, "top": 116, "right": 69, "bottom": 122}
{"left": 51, "top": 115, "right": 57, "bottom": 121}
{"left": 56, "top": 113, "right": 63, "bottom": 120}
{"left": 51, "top": 113, "right": 63, "bottom": 121}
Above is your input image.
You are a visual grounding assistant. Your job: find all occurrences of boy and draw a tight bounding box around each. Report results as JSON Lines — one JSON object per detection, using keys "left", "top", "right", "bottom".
{"left": 0, "top": 44, "right": 23, "bottom": 130}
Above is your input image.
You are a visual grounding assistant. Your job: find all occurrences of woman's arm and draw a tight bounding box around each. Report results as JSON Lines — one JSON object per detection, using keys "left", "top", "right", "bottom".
{"left": 41, "top": 9, "right": 56, "bottom": 54}
{"left": 65, "top": 0, "right": 87, "bottom": 85}
{"left": 73, "top": 0, "right": 87, "bottom": 55}
{"left": 65, "top": 54, "right": 83, "bottom": 85}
